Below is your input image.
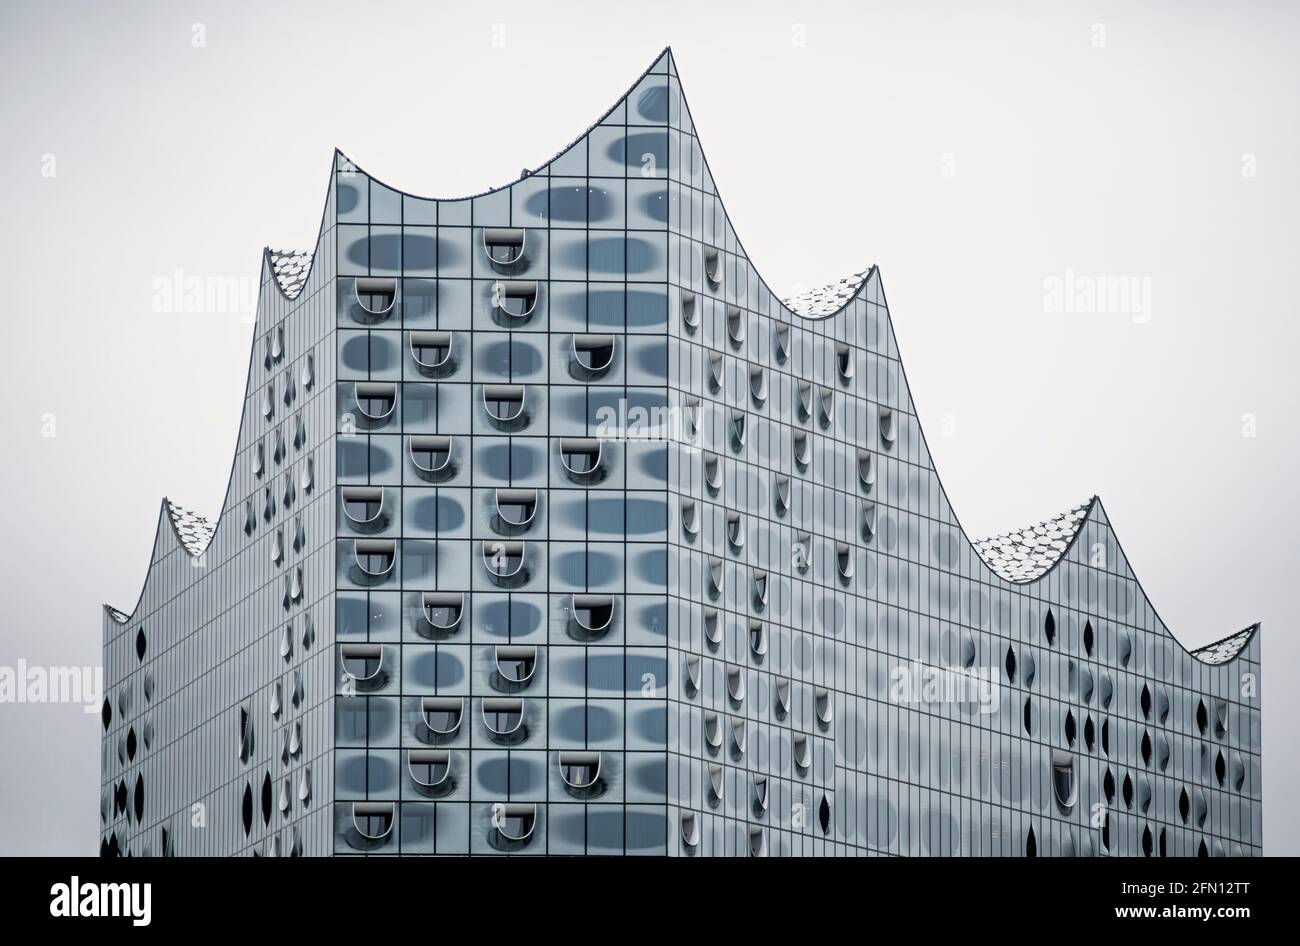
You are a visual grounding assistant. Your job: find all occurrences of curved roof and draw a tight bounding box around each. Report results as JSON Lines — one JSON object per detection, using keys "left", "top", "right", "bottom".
{"left": 105, "top": 47, "right": 1258, "bottom": 669}
{"left": 269, "top": 248, "right": 312, "bottom": 299}
{"left": 972, "top": 501, "right": 1092, "bottom": 583}
{"left": 783, "top": 269, "right": 875, "bottom": 318}
{"left": 164, "top": 500, "right": 215, "bottom": 557}
{"left": 1190, "top": 625, "right": 1258, "bottom": 665}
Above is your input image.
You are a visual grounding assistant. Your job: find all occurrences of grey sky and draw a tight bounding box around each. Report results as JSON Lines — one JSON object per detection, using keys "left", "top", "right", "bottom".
{"left": 1, "top": 0, "right": 1295, "bottom": 855}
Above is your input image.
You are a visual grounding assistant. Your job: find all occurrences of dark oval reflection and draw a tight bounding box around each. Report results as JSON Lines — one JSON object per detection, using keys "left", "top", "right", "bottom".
{"left": 476, "top": 756, "right": 539, "bottom": 794}
{"left": 554, "top": 549, "right": 617, "bottom": 586}
{"left": 633, "top": 546, "right": 666, "bottom": 584}
{"left": 341, "top": 334, "right": 394, "bottom": 372}
{"left": 402, "top": 234, "right": 437, "bottom": 271}
{"left": 337, "top": 440, "right": 393, "bottom": 475}
{"left": 553, "top": 704, "right": 618, "bottom": 743}
{"left": 478, "top": 599, "right": 541, "bottom": 638}
{"left": 482, "top": 443, "right": 540, "bottom": 479}
{"left": 633, "top": 340, "right": 667, "bottom": 378}
{"left": 633, "top": 703, "right": 667, "bottom": 744}
{"left": 337, "top": 181, "right": 361, "bottom": 215}
{"left": 408, "top": 496, "right": 465, "bottom": 533}
{"left": 479, "top": 339, "right": 543, "bottom": 376}
{"left": 527, "top": 185, "right": 611, "bottom": 223}
{"left": 621, "top": 132, "right": 668, "bottom": 172}
{"left": 637, "top": 445, "right": 667, "bottom": 482}
{"left": 635, "top": 85, "right": 669, "bottom": 122}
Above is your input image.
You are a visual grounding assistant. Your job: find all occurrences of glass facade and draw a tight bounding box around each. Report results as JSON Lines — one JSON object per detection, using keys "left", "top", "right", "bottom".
{"left": 100, "top": 49, "right": 1262, "bottom": 857}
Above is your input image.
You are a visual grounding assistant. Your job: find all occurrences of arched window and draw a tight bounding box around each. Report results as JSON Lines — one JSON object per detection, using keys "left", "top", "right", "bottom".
{"left": 483, "top": 227, "right": 526, "bottom": 269}
{"left": 493, "top": 488, "right": 538, "bottom": 535}
{"left": 420, "top": 592, "right": 464, "bottom": 636}
{"left": 569, "top": 594, "right": 614, "bottom": 641}
{"left": 410, "top": 330, "right": 455, "bottom": 375}
{"left": 410, "top": 435, "right": 454, "bottom": 479}
{"left": 571, "top": 334, "right": 615, "bottom": 379}
{"left": 491, "top": 280, "right": 539, "bottom": 322}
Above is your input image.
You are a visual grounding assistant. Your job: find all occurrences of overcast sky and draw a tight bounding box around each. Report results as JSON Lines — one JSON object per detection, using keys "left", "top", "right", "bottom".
{"left": 1, "top": 0, "right": 1295, "bottom": 855}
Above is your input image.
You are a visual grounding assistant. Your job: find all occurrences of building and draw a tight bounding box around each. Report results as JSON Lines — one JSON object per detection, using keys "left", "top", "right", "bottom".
{"left": 99, "top": 48, "right": 1262, "bottom": 857}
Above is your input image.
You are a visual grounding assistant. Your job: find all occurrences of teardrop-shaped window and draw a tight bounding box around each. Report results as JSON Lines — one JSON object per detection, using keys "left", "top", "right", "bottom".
{"left": 241, "top": 783, "right": 253, "bottom": 836}
{"left": 704, "top": 452, "right": 721, "bottom": 493}
{"left": 1005, "top": 645, "right": 1017, "bottom": 683}
{"left": 703, "top": 606, "right": 722, "bottom": 647}
{"left": 1141, "top": 730, "right": 1153, "bottom": 767}
{"left": 748, "top": 826, "right": 767, "bottom": 858}
{"left": 726, "top": 666, "right": 746, "bottom": 706}
{"left": 749, "top": 365, "right": 767, "bottom": 404}
{"left": 1044, "top": 609, "right": 1056, "bottom": 645}
{"left": 794, "top": 533, "right": 812, "bottom": 574}
{"left": 730, "top": 410, "right": 747, "bottom": 451}
{"left": 681, "top": 812, "right": 700, "bottom": 848}
{"left": 135, "top": 628, "right": 147, "bottom": 662}
{"left": 774, "top": 475, "right": 791, "bottom": 515}
{"left": 683, "top": 655, "right": 702, "bottom": 695}
{"left": 878, "top": 405, "right": 899, "bottom": 447}
{"left": 703, "top": 246, "right": 722, "bottom": 287}
{"left": 751, "top": 569, "right": 769, "bottom": 610}
{"left": 726, "top": 306, "right": 745, "bottom": 348}
{"left": 707, "top": 763, "right": 725, "bottom": 804}
{"left": 703, "top": 712, "right": 722, "bottom": 751}
{"left": 749, "top": 621, "right": 768, "bottom": 659}
{"left": 793, "top": 733, "right": 811, "bottom": 771}
{"left": 856, "top": 449, "right": 875, "bottom": 491}
{"left": 707, "top": 352, "right": 724, "bottom": 391}
{"left": 1065, "top": 710, "right": 1077, "bottom": 747}
{"left": 752, "top": 775, "right": 769, "bottom": 814}
{"left": 1083, "top": 620, "right": 1094, "bottom": 656}
{"left": 836, "top": 343, "right": 855, "bottom": 381}
{"left": 1196, "top": 699, "right": 1208, "bottom": 735}
{"left": 815, "top": 688, "right": 833, "bottom": 727}
{"left": 775, "top": 679, "right": 791, "bottom": 720}
{"left": 1051, "top": 751, "right": 1077, "bottom": 810}
{"left": 1140, "top": 684, "right": 1152, "bottom": 719}
{"left": 818, "top": 387, "right": 835, "bottom": 427}
{"left": 680, "top": 289, "right": 699, "bottom": 331}
{"left": 774, "top": 322, "right": 790, "bottom": 363}
{"left": 1026, "top": 826, "right": 1037, "bottom": 858}
{"left": 797, "top": 382, "right": 813, "bottom": 421}
{"left": 818, "top": 795, "right": 832, "bottom": 835}
{"left": 726, "top": 511, "right": 745, "bottom": 551}
{"left": 793, "top": 431, "right": 811, "bottom": 469}
{"left": 861, "top": 501, "right": 878, "bottom": 542}
{"left": 708, "top": 558, "right": 725, "bottom": 598}
{"left": 836, "top": 543, "right": 855, "bottom": 582}
{"left": 730, "top": 717, "right": 747, "bottom": 758}
{"left": 680, "top": 499, "right": 700, "bottom": 538}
